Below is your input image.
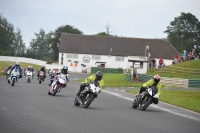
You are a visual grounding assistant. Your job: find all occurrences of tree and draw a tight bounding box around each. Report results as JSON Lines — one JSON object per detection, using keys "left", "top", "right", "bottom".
{"left": 51, "top": 25, "right": 83, "bottom": 61}
{"left": 164, "top": 12, "right": 200, "bottom": 53}
{"left": 13, "top": 28, "right": 26, "bottom": 56}
{"left": 95, "top": 32, "right": 111, "bottom": 36}
{"left": 0, "top": 14, "right": 15, "bottom": 55}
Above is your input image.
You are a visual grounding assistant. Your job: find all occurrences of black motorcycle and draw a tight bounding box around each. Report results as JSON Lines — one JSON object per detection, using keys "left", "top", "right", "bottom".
{"left": 132, "top": 86, "right": 159, "bottom": 111}
{"left": 74, "top": 80, "right": 101, "bottom": 108}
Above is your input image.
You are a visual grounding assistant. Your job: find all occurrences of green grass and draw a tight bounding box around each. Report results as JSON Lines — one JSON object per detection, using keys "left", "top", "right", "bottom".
{"left": 0, "top": 61, "right": 42, "bottom": 75}
{"left": 147, "top": 59, "right": 200, "bottom": 79}
{"left": 126, "top": 89, "right": 200, "bottom": 113}
{"left": 76, "top": 73, "right": 143, "bottom": 87}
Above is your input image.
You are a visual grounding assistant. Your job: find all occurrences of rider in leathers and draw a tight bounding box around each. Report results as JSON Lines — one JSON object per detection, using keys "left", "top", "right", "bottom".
{"left": 10, "top": 62, "right": 23, "bottom": 78}
{"left": 37, "top": 66, "right": 46, "bottom": 80}
{"left": 76, "top": 71, "right": 104, "bottom": 98}
{"left": 137, "top": 74, "right": 162, "bottom": 104}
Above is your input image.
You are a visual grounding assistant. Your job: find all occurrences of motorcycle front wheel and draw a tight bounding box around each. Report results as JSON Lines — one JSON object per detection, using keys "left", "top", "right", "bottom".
{"left": 83, "top": 94, "right": 94, "bottom": 108}
{"left": 141, "top": 97, "right": 152, "bottom": 111}
{"left": 52, "top": 86, "right": 59, "bottom": 96}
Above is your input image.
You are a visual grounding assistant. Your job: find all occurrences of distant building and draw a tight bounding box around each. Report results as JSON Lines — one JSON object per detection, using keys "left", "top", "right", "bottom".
{"left": 59, "top": 33, "right": 179, "bottom": 73}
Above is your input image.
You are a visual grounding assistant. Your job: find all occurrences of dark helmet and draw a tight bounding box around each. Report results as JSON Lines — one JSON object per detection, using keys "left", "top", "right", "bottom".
{"left": 154, "top": 75, "right": 160, "bottom": 84}
{"left": 95, "top": 71, "right": 103, "bottom": 81}
{"left": 62, "top": 66, "right": 68, "bottom": 74}
{"left": 41, "top": 66, "right": 45, "bottom": 70}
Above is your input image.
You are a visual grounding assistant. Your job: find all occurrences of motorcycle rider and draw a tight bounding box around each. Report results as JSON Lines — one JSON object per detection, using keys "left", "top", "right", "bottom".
{"left": 76, "top": 71, "right": 104, "bottom": 98}
{"left": 61, "top": 66, "right": 69, "bottom": 82}
{"left": 48, "top": 66, "right": 69, "bottom": 87}
{"left": 10, "top": 62, "right": 23, "bottom": 78}
{"left": 37, "top": 66, "right": 46, "bottom": 80}
{"left": 6, "top": 64, "right": 12, "bottom": 75}
{"left": 136, "top": 74, "right": 162, "bottom": 104}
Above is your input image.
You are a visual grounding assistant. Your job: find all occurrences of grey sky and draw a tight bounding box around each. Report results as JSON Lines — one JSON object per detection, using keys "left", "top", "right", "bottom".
{"left": 0, "top": 0, "right": 200, "bottom": 47}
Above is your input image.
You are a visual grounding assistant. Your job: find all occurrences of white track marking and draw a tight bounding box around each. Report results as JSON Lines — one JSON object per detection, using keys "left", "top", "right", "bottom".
{"left": 102, "top": 90, "right": 200, "bottom": 121}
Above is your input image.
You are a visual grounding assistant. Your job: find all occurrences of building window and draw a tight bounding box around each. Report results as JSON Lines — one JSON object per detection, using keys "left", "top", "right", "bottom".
{"left": 115, "top": 56, "right": 124, "bottom": 61}
{"left": 66, "top": 54, "right": 78, "bottom": 59}
{"left": 92, "top": 55, "right": 101, "bottom": 60}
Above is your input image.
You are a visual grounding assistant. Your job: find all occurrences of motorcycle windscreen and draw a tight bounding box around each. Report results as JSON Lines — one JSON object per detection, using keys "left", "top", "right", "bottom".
{"left": 151, "top": 86, "right": 158, "bottom": 95}
{"left": 93, "top": 80, "right": 99, "bottom": 87}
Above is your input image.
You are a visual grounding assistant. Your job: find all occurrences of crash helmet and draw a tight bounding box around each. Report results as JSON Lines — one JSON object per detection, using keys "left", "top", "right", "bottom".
{"left": 41, "top": 66, "right": 45, "bottom": 70}
{"left": 16, "top": 62, "right": 20, "bottom": 66}
{"left": 153, "top": 74, "right": 160, "bottom": 84}
{"left": 95, "top": 71, "right": 103, "bottom": 81}
{"left": 62, "top": 66, "right": 68, "bottom": 74}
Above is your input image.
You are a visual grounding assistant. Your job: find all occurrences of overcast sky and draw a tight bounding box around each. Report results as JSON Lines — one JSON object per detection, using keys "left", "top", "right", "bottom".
{"left": 1, "top": 0, "right": 200, "bottom": 47}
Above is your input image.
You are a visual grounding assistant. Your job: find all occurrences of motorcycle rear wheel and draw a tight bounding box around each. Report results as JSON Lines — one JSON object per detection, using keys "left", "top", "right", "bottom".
{"left": 74, "top": 97, "right": 80, "bottom": 106}
{"left": 132, "top": 100, "right": 138, "bottom": 109}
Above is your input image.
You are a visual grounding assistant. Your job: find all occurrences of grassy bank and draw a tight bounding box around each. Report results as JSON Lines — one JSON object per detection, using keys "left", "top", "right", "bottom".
{"left": 147, "top": 60, "right": 200, "bottom": 79}
{"left": 126, "top": 89, "right": 200, "bottom": 113}
{"left": 0, "top": 61, "right": 42, "bottom": 76}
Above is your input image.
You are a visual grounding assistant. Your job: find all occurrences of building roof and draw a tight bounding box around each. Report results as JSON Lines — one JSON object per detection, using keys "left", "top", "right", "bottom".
{"left": 60, "top": 33, "right": 179, "bottom": 59}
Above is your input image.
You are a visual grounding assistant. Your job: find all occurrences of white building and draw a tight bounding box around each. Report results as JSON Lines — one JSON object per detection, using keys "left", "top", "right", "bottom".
{"left": 59, "top": 34, "right": 179, "bottom": 74}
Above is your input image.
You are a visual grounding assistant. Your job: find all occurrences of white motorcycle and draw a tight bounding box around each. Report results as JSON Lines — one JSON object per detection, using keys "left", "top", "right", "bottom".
{"left": 26, "top": 70, "right": 33, "bottom": 82}
{"left": 74, "top": 80, "right": 101, "bottom": 108}
{"left": 48, "top": 74, "right": 67, "bottom": 96}
{"left": 132, "top": 86, "right": 159, "bottom": 111}
{"left": 10, "top": 68, "right": 19, "bottom": 86}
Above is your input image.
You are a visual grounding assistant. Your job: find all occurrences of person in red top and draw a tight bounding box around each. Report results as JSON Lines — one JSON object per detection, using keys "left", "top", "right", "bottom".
{"left": 159, "top": 57, "right": 163, "bottom": 66}
{"left": 188, "top": 52, "right": 194, "bottom": 60}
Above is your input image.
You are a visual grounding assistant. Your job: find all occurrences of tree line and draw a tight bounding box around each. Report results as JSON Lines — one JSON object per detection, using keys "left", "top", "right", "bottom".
{"left": 0, "top": 12, "right": 200, "bottom": 62}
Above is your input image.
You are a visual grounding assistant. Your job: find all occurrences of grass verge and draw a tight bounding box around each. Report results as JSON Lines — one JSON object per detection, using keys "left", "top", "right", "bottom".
{"left": 76, "top": 73, "right": 143, "bottom": 87}
{"left": 126, "top": 89, "right": 200, "bottom": 113}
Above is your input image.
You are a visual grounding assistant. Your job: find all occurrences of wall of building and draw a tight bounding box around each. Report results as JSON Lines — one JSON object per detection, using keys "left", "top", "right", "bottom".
{"left": 59, "top": 53, "right": 173, "bottom": 73}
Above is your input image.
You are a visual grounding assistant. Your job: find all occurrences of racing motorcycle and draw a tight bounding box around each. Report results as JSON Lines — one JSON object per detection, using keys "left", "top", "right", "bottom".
{"left": 26, "top": 70, "right": 32, "bottom": 82}
{"left": 48, "top": 74, "right": 67, "bottom": 96}
{"left": 6, "top": 69, "right": 11, "bottom": 84}
{"left": 38, "top": 71, "right": 45, "bottom": 84}
{"left": 74, "top": 80, "right": 100, "bottom": 108}
{"left": 10, "top": 68, "right": 19, "bottom": 86}
{"left": 132, "top": 86, "right": 159, "bottom": 111}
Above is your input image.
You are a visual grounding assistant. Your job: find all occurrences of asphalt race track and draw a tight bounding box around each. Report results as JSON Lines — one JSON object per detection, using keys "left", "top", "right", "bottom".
{"left": 0, "top": 73, "right": 200, "bottom": 133}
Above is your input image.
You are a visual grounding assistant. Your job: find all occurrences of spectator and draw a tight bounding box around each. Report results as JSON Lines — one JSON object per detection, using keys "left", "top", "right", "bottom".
{"left": 152, "top": 57, "right": 156, "bottom": 67}
{"left": 188, "top": 52, "right": 194, "bottom": 60}
{"left": 198, "top": 52, "right": 200, "bottom": 59}
{"left": 159, "top": 57, "right": 163, "bottom": 65}
{"left": 177, "top": 54, "right": 183, "bottom": 63}
{"left": 183, "top": 50, "right": 187, "bottom": 61}
{"left": 173, "top": 56, "right": 178, "bottom": 64}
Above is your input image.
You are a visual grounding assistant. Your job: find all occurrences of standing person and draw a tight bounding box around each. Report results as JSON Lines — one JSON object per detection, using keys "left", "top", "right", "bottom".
{"left": 136, "top": 75, "right": 162, "bottom": 104}
{"left": 148, "top": 57, "right": 152, "bottom": 68}
{"left": 76, "top": 71, "right": 104, "bottom": 98}
{"left": 152, "top": 57, "right": 156, "bottom": 68}
{"left": 158, "top": 57, "right": 163, "bottom": 68}
{"left": 183, "top": 50, "right": 187, "bottom": 61}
